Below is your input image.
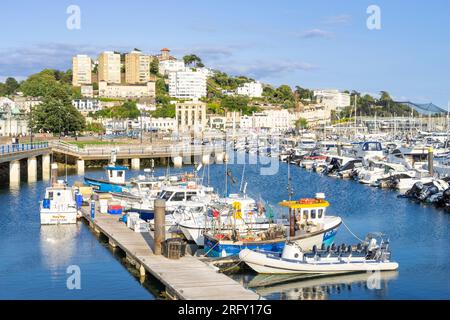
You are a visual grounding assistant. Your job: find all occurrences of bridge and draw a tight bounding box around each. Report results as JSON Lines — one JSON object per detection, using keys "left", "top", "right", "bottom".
{"left": 0, "top": 140, "right": 226, "bottom": 185}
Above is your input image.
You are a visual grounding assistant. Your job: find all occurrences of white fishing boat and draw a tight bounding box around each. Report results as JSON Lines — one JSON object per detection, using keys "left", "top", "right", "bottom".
{"left": 240, "top": 233, "right": 399, "bottom": 274}
{"left": 40, "top": 180, "right": 79, "bottom": 225}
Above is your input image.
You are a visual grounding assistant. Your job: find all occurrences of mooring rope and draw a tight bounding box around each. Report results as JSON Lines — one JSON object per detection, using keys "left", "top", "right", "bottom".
{"left": 341, "top": 219, "right": 365, "bottom": 243}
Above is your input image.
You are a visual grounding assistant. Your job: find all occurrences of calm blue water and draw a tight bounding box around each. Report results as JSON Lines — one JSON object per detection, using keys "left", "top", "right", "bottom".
{"left": 1, "top": 153, "right": 449, "bottom": 299}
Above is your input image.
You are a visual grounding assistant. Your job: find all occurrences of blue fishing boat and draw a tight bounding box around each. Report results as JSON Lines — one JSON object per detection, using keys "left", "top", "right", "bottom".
{"left": 84, "top": 165, "right": 129, "bottom": 193}
{"left": 204, "top": 193, "right": 341, "bottom": 257}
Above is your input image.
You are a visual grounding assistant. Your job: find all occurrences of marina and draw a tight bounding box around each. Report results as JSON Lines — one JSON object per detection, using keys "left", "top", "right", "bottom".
{"left": 2, "top": 145, "right": 450, "bottom": 299}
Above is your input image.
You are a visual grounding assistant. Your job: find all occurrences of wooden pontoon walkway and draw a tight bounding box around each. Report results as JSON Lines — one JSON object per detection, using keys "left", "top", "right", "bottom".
{"left": 80, "top": 206, "right": 261, "bottom": 300}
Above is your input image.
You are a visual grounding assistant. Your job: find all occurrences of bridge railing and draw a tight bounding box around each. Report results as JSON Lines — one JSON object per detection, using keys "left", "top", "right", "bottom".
{"left": 0, "top": 142, "right": 49, "bottom": 156}
{"left": 49, "top": 141, "right": 226, "bottom": 157}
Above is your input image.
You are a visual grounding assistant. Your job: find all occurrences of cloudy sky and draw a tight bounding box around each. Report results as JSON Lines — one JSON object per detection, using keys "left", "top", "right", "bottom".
{"left": 0, "top": 0, "right": 449, "bottom": 107}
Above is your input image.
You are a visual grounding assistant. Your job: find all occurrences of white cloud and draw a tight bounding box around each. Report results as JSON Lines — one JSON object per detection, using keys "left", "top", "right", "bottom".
{"left": 323, "top": 14, "right": 352, "bottom": 25}
{"left": 295, "top": 29, "right": 332, "bottom": 39}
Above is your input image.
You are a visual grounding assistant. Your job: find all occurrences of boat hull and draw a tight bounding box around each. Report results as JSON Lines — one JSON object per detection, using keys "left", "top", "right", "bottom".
{"left": 84, "top": 177, "right": 127, "bottom": 193}
{"left": 240, "top": 249, "right": 399, "bottom": 274}
{"left": 204, "top": 223, "right": 340, "bottom": 257}
{"left": 40, "top": 210, "right": 78, "bottom": 225}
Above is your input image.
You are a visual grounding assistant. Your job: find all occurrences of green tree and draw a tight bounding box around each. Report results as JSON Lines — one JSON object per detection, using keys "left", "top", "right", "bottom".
{"left": 150, "top": 59, "right": 159, "bottom": 75}
{"left": 152, "top": 104, "right": 175, "bottom": 118}
{"left": 33, "top": 89, "right": 85, "bottom": 134}
{"left": 5, "top": 77, "right": 20, "bottom": 95}
{"left": 295, "top": 118, "right": 308, "bottom": 130}
{"left": 20, "top": 69, "right": 73, "bottom": 98}
{"left": 183, "top": 54, "right": 203, "bottom": 68}
{"left": 0, "top": 82, "right": 6, "bottom": 96}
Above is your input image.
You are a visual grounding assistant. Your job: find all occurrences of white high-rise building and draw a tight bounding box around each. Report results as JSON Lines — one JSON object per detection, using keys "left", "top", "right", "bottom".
{"left": 159, "top": 60, "right": 186, "bottom": 75}
{"left": 236, "top": 81, "right": 263, "bottom": 98}
{"left": 313, "top": 89, "right": 351, "bottom": 111}
{"left": 169, "top": 70, "right": 207, "bottom": 99}
{"left": 72, "top": 55, "right": 92, "bottom": 87}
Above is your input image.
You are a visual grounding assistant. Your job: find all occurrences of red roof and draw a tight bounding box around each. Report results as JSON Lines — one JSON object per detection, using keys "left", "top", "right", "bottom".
{"left": 161, "top": 48, "right": 170, "bottom": 51}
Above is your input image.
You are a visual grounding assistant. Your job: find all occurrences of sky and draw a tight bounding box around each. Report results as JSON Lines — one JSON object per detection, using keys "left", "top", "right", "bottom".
{"left": 0, "top": 0, "right": 449, "bottom": 107}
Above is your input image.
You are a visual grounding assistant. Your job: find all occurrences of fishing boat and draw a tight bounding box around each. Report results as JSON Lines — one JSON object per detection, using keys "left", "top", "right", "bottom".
{"left": 203, "top": 193, "right": 342, "bottom": 257}
{"left": 84, "top": 164, "right": 129, "bottom": 193}
{"left": 239, "top": 233, "right": 399, "bottom": 274}
{"left": 178, "top": 194, "right": 281, "bottom": 246}
{"left": 84, "top": 150, "right": 129, "bottom": 193}
{"left": 40, "top": 180, "right": 79, "bottom": 225}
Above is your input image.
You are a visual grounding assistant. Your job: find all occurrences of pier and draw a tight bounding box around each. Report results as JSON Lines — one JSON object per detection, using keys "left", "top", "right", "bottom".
{"left": 80, "top": 203, "right": 260, "bottom": 300}
{"left": 0, "top": 142, "right": 51, "bottom": 185}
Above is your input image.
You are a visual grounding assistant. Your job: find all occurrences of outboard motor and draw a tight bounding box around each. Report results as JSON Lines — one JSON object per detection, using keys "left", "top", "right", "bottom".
{"left": 405, "top": 182, "right": 424, "bottom": 198}
{"left": 418, "top": 185, "right": 439, "bottom": 202}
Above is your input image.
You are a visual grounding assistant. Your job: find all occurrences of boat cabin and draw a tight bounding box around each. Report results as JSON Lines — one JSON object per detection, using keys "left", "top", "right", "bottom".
{"left": 355, "top": 142, "right": 384, "bottom": 160}
{"left": 279, "top": 193, "right": 329, "bottom": 237}
{"left": 105, "top": 165, "right": 128, "bottom": 184}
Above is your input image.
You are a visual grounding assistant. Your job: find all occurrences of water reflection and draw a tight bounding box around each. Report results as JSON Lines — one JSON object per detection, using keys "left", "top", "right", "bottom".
{"left": 40, "top": 225, "right": 81, "bottom": 270}
{"left": 247, "top": 272, "right": 398, "bottom": 300}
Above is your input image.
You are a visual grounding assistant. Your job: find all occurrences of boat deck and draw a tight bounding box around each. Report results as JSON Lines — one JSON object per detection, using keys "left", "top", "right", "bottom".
{"left": 80, "top": 204, "right": 261, "bottom": 300}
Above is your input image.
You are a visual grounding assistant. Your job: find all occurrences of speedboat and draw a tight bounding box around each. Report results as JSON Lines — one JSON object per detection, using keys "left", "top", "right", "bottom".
{"left": 240, "top": 233, "right": 399, "bottom": 274}
{"left": 40, "top": 180, "right": 79, "bottom": 225}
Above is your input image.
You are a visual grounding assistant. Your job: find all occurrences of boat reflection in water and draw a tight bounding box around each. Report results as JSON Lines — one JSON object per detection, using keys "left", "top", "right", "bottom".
{"left": 241, "top": 271, "right": 398, "bottom": 300}
{"left": 40, "top": 225, "right": 81, "bottom": 272}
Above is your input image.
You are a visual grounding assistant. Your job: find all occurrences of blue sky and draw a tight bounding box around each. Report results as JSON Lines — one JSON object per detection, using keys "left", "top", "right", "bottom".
{"left": 0, "top": 0, "right": 449, "bottom": 107}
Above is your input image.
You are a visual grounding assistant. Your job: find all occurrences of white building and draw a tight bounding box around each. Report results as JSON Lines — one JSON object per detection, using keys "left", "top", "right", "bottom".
{"left": 298, "top": 105, "right": 331, "bottom": 126}
{"left": 150, "top": 117, "right": 176, "bottom": 132}
{"left": 12, "top": 95, "right": 42, "bottom": 113}
{"left": 72, "top": 55, "right": 92, "bottom": 87}
{"left": 81, "top": 85, "right": 94, "bottom": 98}
{"left": 72, "top": 99, "right": 102, "bottom": 114}
{"left": 313, "top": 89, "right": 351, "bottom": 111}
{"left": 169, "top": 70, "right": 207, "bottom": 99}
{"left": 239, "top": 109, "right": 298, "bottom": 132}
{"left": 98, "top": 81, "right": 156, "bottom": 99}
{"left": 159, "top": 60, "right": 186, "bottom": 75}
{"left": 175, "top": 99, "right": 207, "bottom": 132}
{"left": 236, "top": 81, "right": 263, "bottom": 98}
{"left": 0, "top": 98, "right": 28, "bottom": 136}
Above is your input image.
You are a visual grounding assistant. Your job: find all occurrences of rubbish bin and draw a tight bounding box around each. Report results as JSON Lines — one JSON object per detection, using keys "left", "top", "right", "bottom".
{"left": 162, "top": 238, "right": 187, "bottom": 260}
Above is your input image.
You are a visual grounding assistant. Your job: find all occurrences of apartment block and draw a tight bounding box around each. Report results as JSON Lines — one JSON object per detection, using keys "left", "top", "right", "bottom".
{"left": 72, "top": 55, "right": 92, "bottom": 87}
{"left": 169, "top": 69, "right": 207, "bottom": 99}
{"left": 98, "top": 51, "right": 121, "bottom": 84}
{"left": 125, "top": 50, "right": 151, "bottom": 84}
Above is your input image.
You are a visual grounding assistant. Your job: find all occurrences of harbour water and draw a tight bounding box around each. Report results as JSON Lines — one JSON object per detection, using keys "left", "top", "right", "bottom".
{"left": 1, "top": 154, "right": 450, "bottom": 299}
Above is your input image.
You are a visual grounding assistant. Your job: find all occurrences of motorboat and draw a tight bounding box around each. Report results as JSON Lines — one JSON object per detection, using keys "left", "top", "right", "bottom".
{"left": 240, "top": 233, "right": 399, "bottom": 274}
{"left": 40, "top": 180, "right": 79, "bottom": 225}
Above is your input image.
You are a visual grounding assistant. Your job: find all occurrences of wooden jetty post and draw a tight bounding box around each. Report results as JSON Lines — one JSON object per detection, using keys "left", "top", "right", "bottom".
{"left": 428, "top": 147, "right": 434, "bottom": 175}
{"left": 50, "top": 163, "right": 58, "bottom": 184}
{"left": 154, "top": 199, "right": 166, "bottom": 255}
